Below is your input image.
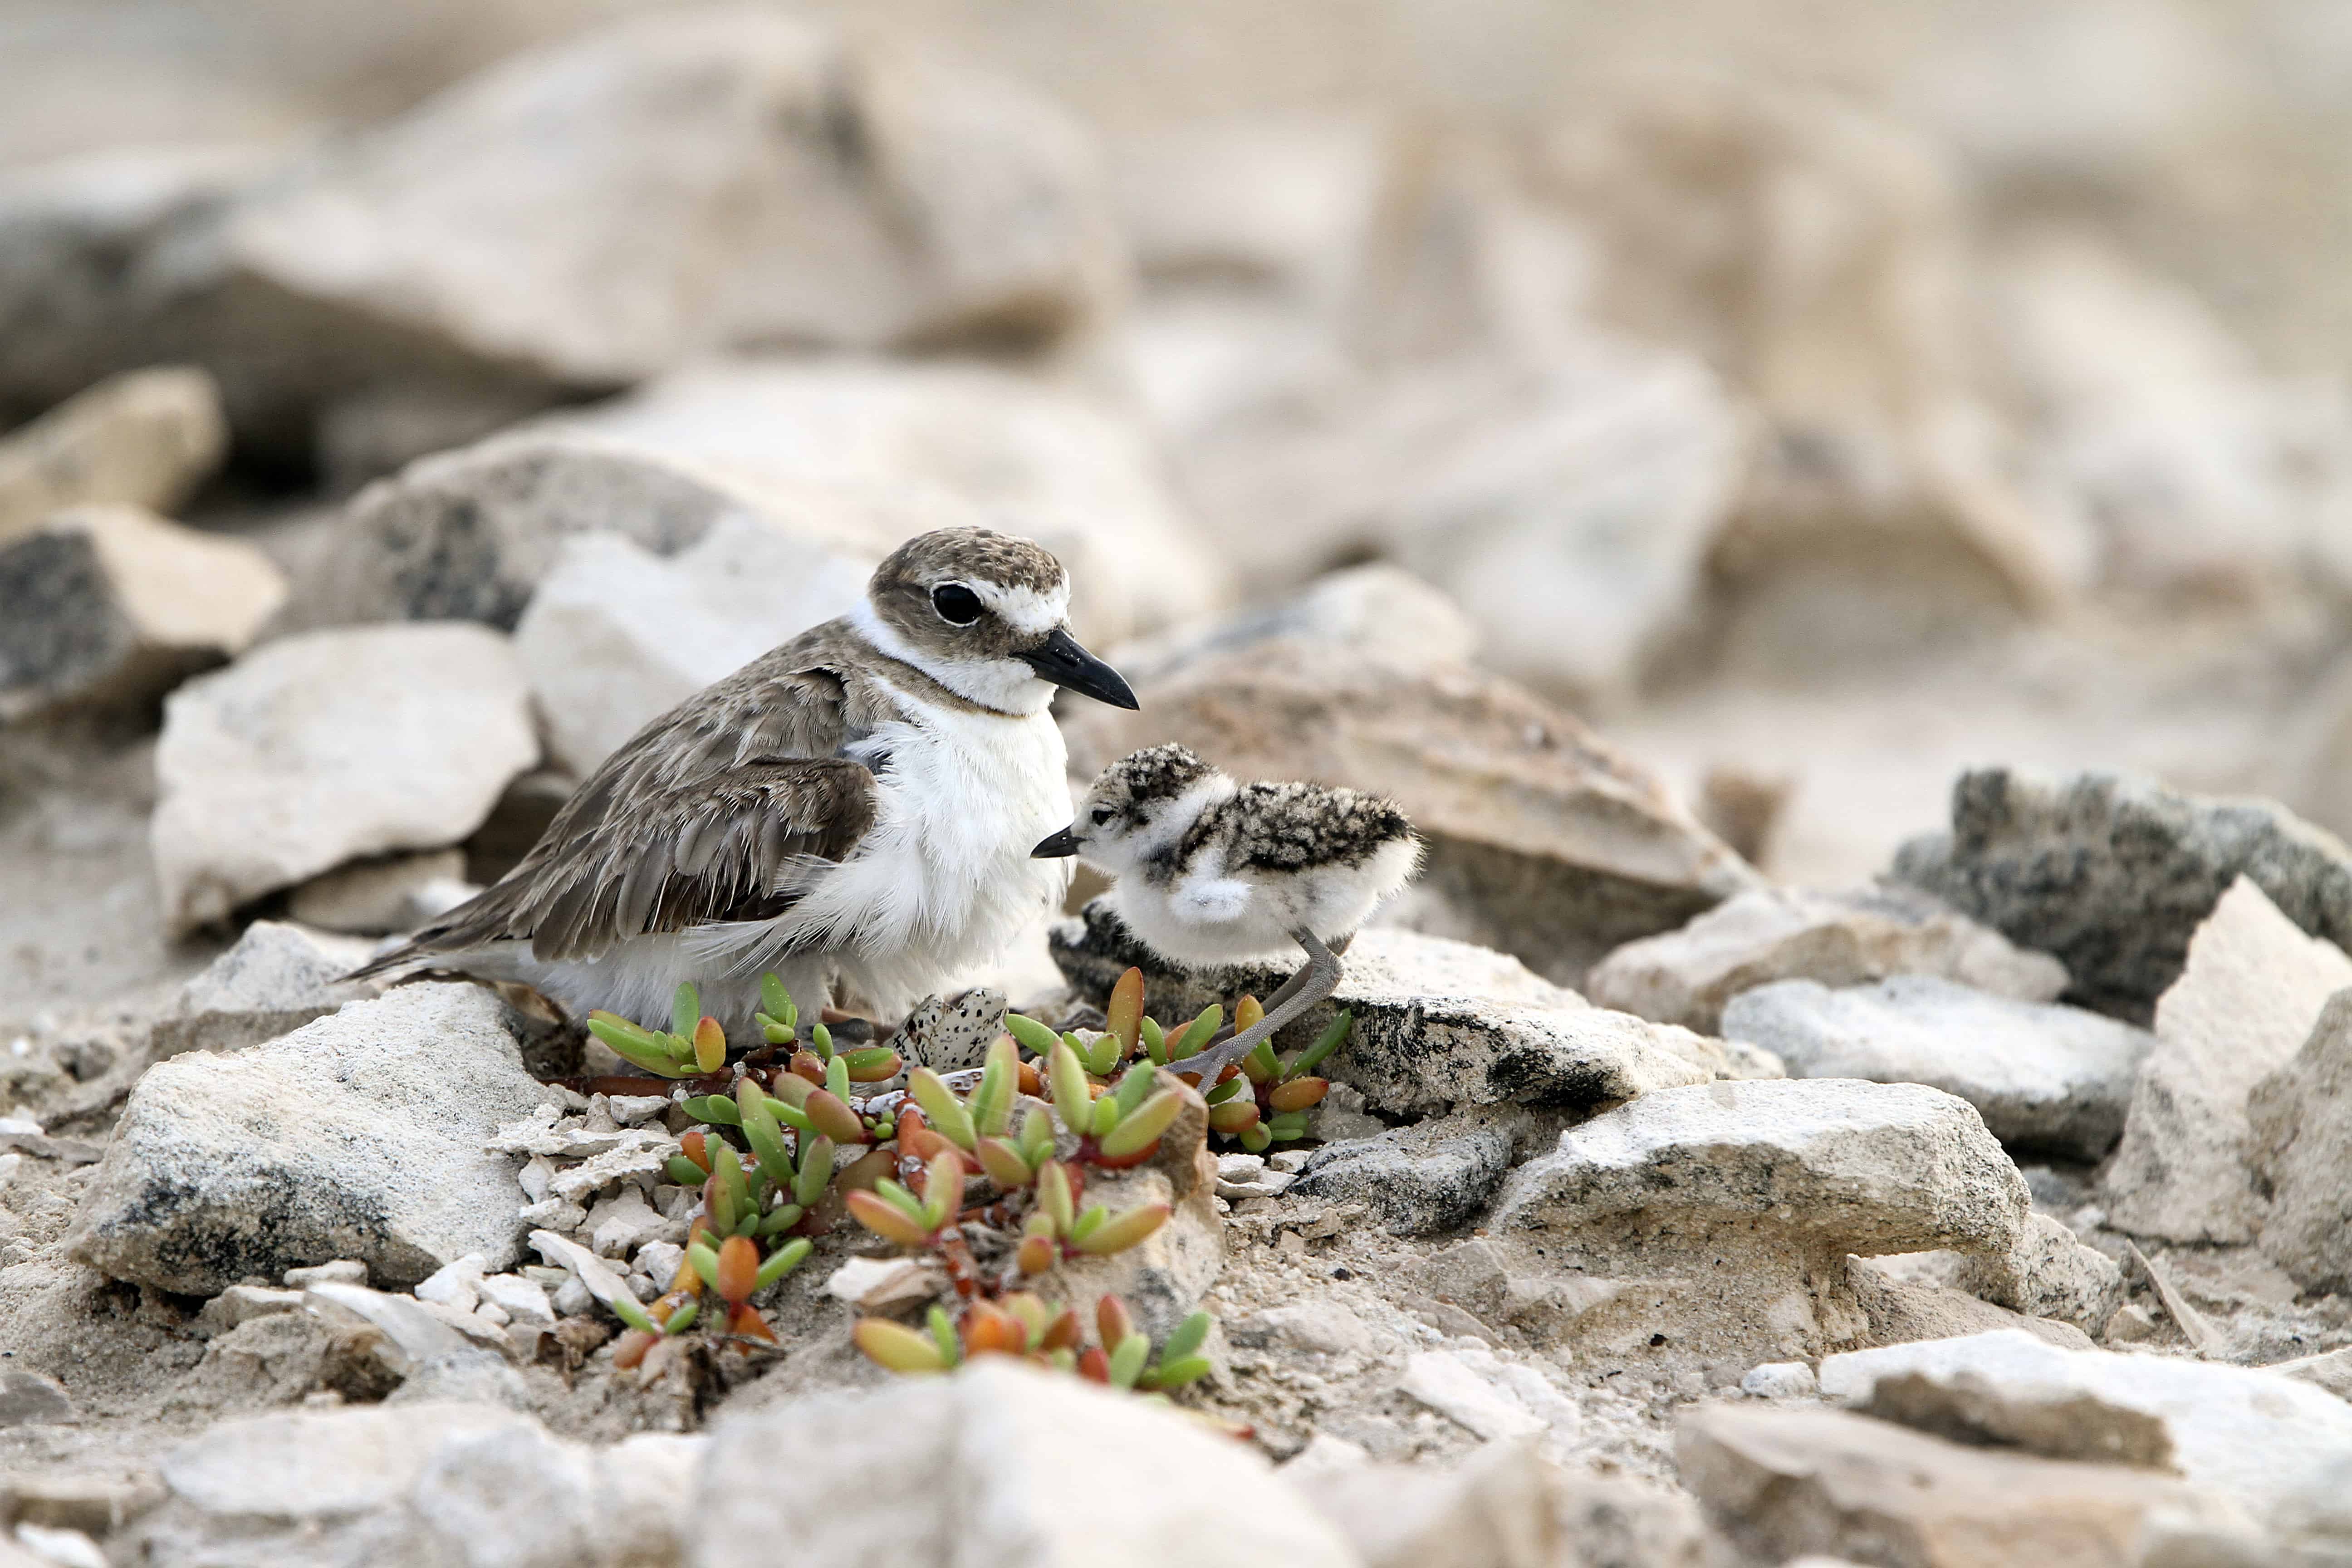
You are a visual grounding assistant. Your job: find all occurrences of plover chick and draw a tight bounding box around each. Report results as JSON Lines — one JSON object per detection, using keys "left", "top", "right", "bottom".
{"left": 353, "top": 527, "right": 1139, "bottom": 1034}
{"left": 1033, "top": 743, "right": 1419, "bottom": 1083}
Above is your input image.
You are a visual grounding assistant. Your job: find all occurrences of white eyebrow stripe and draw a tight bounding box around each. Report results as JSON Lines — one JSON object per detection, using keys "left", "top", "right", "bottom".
{"left": 979, "top": 581, "right": 1069, "bottom": 636}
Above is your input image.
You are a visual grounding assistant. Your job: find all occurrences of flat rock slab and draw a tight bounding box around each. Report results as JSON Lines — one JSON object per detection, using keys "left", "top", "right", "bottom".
{"left": 1589, "top": 883, "right": 2067, "bottom": 1034}
{"left": 2103, "top": 876, "right": 2352, "bottom": 1244}
{"left": 1058, "top": 638, "right": 1762, "bottom": 986}
{"left": 1493, "top": 1078, "right": 2029, "bottom": 1266}
{"left": 1818, "top": 1329, "right": 2352, "bottom": 1557}
{"left": 69, "top": 983, "right": 554, "bottom": 1294}
{"left": 151, "top": 622, "right": 537, "bottom": 936}
{"left": 1678, "top": 1402, "right": 2269, "bottom": 1568}
{"left": 1893, "top": 767, "right": 2352, "bottom": 1020}
{"left": 1052, "top": 906, "right": 1710, "bottom": 1117}
{"left": 1722, "top": 974, "right": 2152, "bottom": 1160}
{"left": 697, "top": 1360, "right": 1357, "bottom": 1568}
{"left": 139, "top": 1400, "right": 700, "bottom": 1567}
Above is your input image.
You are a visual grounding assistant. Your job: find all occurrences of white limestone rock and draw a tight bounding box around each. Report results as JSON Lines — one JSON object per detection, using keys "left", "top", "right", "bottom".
{"left": 2103, "top": 877, "right": 2352, "bottom": 1244}
{"left": 1588, "top": 883, "right": 2068, "bottom": 1034}
{"left": 151, "top": 622, "right": 537, "bottom": 935}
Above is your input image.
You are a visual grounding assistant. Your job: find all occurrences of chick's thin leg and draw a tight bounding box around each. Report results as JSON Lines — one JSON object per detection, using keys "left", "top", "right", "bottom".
{"left": 1192, "top": 957, "right": 1320, "bottom": 1050}
{"left": 1173, "top": 928, "right": 1343, "bottom": 1087}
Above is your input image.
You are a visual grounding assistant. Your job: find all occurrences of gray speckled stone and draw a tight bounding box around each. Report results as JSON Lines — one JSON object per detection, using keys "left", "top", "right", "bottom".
{"left": 1050, "top": 902, "right": 1710, "bottom": 1117}
{"left": 1893, "top": 767, "right": 2352, "bottom": 1021}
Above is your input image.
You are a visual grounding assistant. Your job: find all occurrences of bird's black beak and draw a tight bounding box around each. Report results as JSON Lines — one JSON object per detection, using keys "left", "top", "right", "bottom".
{"left": 1018, "top": 628, "right": 1139, "bottom": 710}
{"left": 1032, "top": 827, "right": 1079, "bottom": 859}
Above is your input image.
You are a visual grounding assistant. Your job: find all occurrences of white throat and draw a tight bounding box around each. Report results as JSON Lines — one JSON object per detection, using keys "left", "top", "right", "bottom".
{"left": 850, "top": 601, "right": 1056, "bottom": 716}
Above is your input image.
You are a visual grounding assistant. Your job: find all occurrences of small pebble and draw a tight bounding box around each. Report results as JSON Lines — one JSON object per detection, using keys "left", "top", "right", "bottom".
{"left": 15, "top": 1523, "right": 107, "bottom": 1568}
{"left": 479, "top": 1273, "right": 556, "bottom": 1328}
{"left": 635, "top": 1240, "right": 686, "bottom": 1290}
{"left": 1740, "top": 1361, "right": 1819, "bottom": 1399}
{"left": 284, "top": 1260, "right": 368, "bottom": 1289}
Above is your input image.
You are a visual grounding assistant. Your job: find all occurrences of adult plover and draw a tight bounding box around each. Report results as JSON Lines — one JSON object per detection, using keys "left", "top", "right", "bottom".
{"left": 1033, "top": 743, "right": 1419, "bottom": 1080}
{"left": 355, "top": 528, "right": 1138, "bottom": 1032}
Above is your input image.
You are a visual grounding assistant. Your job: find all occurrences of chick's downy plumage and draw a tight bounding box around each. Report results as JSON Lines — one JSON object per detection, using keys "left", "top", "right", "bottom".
{"left": 1038, "top": 743, "right": 1421, "bottom": 967}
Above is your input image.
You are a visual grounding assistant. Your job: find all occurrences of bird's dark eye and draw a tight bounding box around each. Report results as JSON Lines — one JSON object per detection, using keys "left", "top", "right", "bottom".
{"left": 931, "top": 583, "right": 985, "bottom": 625}
{"left": 1091, "top": 807, "right": 1114, "bottom": 827}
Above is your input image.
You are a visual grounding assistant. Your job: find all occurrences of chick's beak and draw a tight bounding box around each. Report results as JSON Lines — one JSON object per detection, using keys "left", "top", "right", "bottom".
{"left": 1017, "top": 628, "right": 1139, "bottom": 710}
{"left": 1032, "top": 826, "right": 1080, "bottom": 859}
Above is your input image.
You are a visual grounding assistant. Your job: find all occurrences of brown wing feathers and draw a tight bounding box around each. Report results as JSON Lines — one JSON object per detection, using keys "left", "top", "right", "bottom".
{"left": 352, "top": 630, "right": 883, "bottom": 978}
{"left": 514, "top": 759, "right": 876, "bottom": 960}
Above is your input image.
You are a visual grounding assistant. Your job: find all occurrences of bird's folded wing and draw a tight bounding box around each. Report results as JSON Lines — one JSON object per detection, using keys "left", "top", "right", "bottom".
{"left": 366, "top": 757, "right": 878, "bottom": 969}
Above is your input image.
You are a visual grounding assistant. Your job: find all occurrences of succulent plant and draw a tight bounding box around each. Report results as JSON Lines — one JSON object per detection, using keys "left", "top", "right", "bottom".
{"left": 597, "top": 968, "right": 1220, "bottom": 1372}
{"left": 584, "top": 981, "right": 728, "bottom": 1079}
{"left": 854, "top": 1290, "right": 1212, "bottom": 1395}
{"left": 1010, "top": 967, "right": 1352, "bottom": 1154}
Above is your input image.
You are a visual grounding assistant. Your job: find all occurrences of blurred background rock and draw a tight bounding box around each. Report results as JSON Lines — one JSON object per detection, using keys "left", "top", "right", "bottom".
{"left": 9, "top": 0, "right": 2352, "bottom": 1014}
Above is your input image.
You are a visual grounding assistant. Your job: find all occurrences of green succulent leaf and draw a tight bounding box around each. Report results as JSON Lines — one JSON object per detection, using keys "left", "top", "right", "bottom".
{"left": 608, "top": 1290, "right": 657, "bottom": 1334}
{"left": 756, "top": 1202, "right": 806, "bottom": 1236}
{"left": 1098, "top": 1088, "right": 1182, "bottom": 1159}
{"left": 1005, "top": 1013, "right": 1061, "bottom": 1056}
{"left": 687, "top": 1240, "right": 720, "bottom": 1292}
{"left": 1049, "top": 1041, "right": 1093, "bottom": 1135}
{"left": 911, "top": 1068, "right": 979, "bottom": 1152}
{"left": 794, "top": 1134, "right": 835, "bottom": 1208}
{"left": 825, "top": 1054, "right": 849, "bottom": 1100}
{"left": 1017, "top": 1105, "right": 1055, "bottom": 1166}
{"left": 755, "top": 1238, "right": 814, "bottom": 1289}
{"left": 671, "top": 983, "right": 700, "bottom": 1041}
{"left": 1171, "top": 1005, "right": 1221, "bottom": 1061}
{"left": 875, "top": 1178, "right": 927, "bottom": 1222}
{"left": 1108, "top": 1331, "right": 1150, "bottom": 1390}
{"left": 1266, "top": 1112, "right": 1310, "bottom": 1140}
{"left": 1089, "top": 1092, "right": 1120, "bottom": 1140}
{"left": 682, "top": 1095, "right": 742, "bottom": 1126}
{"left": 1285, "top": 1010, "right": 1352, "bottom": 1078}
{"left": 663, "top": 1298, "right": 700, "bottom": 1335}
{"left": 1147, "top": 1354, "right": 1212, "bottom": 1389}
{"left": 1162, "top": 1311, "right": 1211, "bottom": 1363}
{"left": 1238, "top": 1122, "right": 1272, "bottom": 1153}
{"left": 1138, "top": 1015, "right": 1167, "bottom": 1065}
{"left": 1112, "top": 1062, "right": 1157, "bottom": 1116}
{"left": 759, "top": 973, "right": 797, "bottom": 1032}
{"left": 928, "top": 1303, "right": 961, "bottom": 1367}
{"left": 587, "top": 1016, "right": 692, "bottom": 1078}
{"left": 664, "top": 1154, "right": 708, "bottom": 1187}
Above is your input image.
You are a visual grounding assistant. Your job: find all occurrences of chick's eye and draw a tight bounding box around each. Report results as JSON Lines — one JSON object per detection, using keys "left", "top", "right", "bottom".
{"left": 931, "top": 583, "right": 985, "bottom": 625}
{"left": 1090, "top": 808, "right": 1114, "bottom": 827}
